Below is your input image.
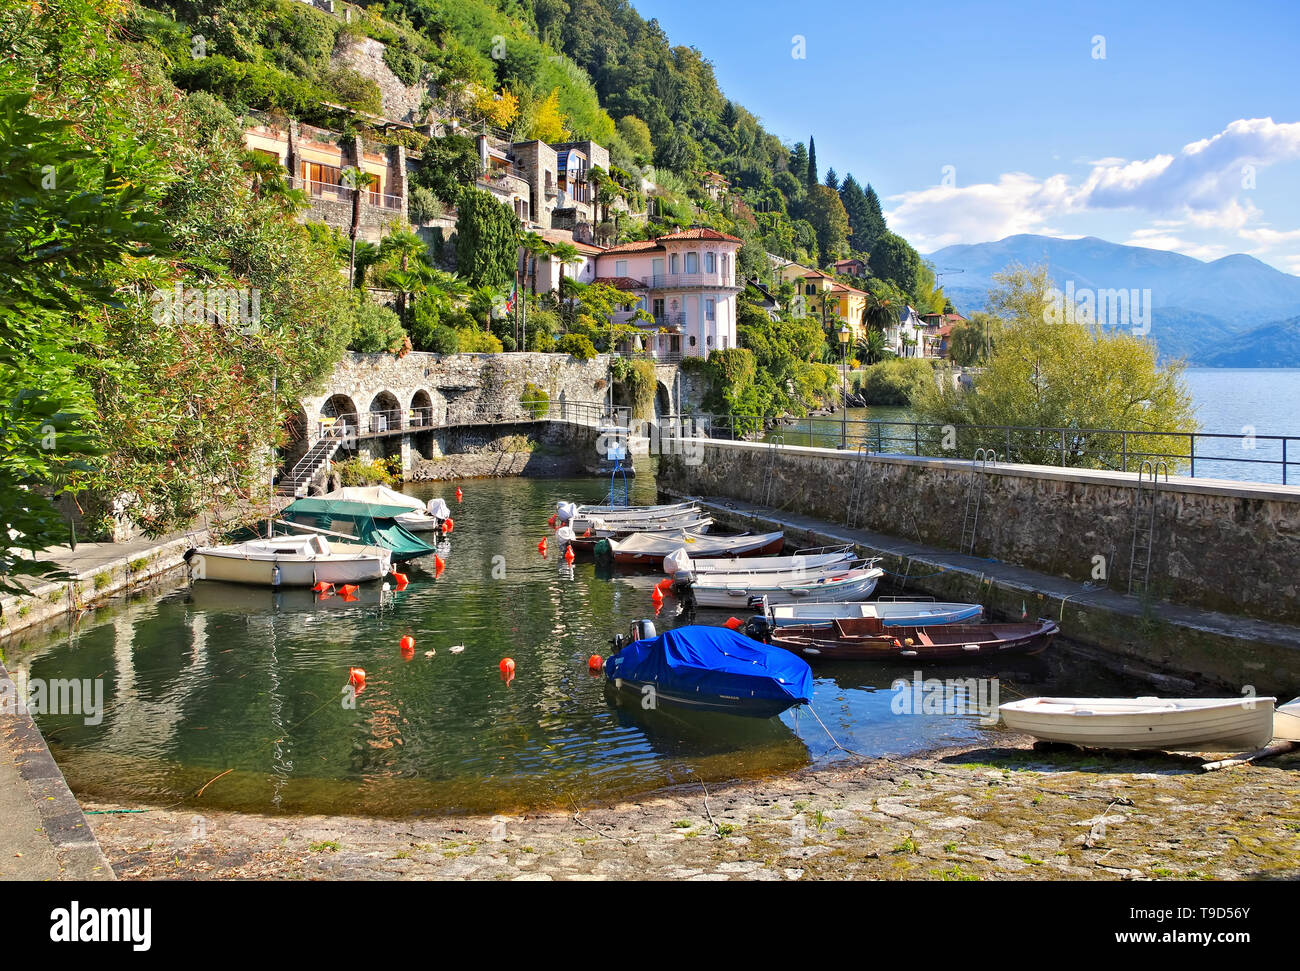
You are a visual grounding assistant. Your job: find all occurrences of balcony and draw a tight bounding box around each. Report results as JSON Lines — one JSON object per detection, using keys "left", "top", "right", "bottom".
{"left": 609, "top": 311, "right": 687, "bottom": 330}
{"left": 643, "top": 273, "right": 739, "bottom": 291}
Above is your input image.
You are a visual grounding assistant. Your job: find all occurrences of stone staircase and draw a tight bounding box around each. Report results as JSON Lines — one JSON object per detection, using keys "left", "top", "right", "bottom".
{"left": 276, "top": 433, "right": 343, "bottom": 497}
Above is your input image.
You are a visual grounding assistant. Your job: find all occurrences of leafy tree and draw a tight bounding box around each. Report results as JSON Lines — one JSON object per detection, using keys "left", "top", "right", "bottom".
{"left": 349, "top": 298, "right": 407, "bottom": 353}
{"left": 557, "top": 333, "right": 597, "bottom": 360}
{"left": 804, "top": 185, "right": 850, "bottom": 262}
{"left": 913, "top": 265, "right": 1198, "bottom": 468}
{"left": 528, "top": 88, "right": 569, "bottom": 141}
{"left": 870, "top": 232, "right": 925, "bottom": 295}
{"left": 415, "top": 135, "right": 480, "bottom": 206}
{"left": 616, "top": 115, "right": 653, "bottom": 164}
{"left": 787, "top": 141, "right": 809, "bottom": 187}
{"left": 455, "top": 187, "right": 521, "bottom": 289}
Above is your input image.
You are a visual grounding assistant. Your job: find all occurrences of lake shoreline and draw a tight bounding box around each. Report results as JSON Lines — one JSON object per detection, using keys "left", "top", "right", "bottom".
{"left": 82, "top": 737, "right": 1300, "bottom": 881}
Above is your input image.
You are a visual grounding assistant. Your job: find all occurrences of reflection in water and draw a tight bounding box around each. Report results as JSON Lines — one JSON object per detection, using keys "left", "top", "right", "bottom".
{"left": 15, "top": 476, "right": 1139, "bottom": 818}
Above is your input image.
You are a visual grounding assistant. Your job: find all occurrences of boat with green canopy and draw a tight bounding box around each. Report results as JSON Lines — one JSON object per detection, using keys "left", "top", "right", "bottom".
{"left": 277, "top": 497, "right": 439, "bottom": 562}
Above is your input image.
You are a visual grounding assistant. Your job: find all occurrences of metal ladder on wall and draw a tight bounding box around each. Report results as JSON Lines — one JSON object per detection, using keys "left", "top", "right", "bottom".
{"left": 760, "top": 437, "right": 784, "bottom": 508}
{"left": 958, "top": 447, "right": 996, "bottom": 555}
{"left": 846, "top": 444, "right": 872, "bottom": 528}
{"left": 1127, "top": 460, "right": 1168, "bottom": 596}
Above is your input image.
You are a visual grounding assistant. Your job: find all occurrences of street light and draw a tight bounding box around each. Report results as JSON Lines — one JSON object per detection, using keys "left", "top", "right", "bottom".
{"left": 838, "top": 323, "right": 850, "bottom": 449}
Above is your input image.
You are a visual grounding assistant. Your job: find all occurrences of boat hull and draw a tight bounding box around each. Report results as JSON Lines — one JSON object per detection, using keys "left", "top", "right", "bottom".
{"left": 607, "top": 677, "right": 801, "bottom": 718}
{"left": 188, "top": 548, "right": 390, "bottom": 587}
{"left": 686, "top": 569, "right": 882, "bottom": 608}
{"left": 768, "top": 602, "right": 985, "bottom": 628}
{"left": 769, "top": 618, "right": 1058, "bottom": 662}
{"left": 610, "top": 531, "right": 786, "bottom": 565}
{"left": 1000, "top": 697, "right": 1277, "bottom": 752}
{"left": 1274, "top": 699, "right": 1300, "bottom": 742}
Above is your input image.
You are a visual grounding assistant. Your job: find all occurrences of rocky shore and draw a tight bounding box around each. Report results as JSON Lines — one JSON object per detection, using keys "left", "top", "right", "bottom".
{"left": 83, "top": 738, "right": 1300, "bottom": 881}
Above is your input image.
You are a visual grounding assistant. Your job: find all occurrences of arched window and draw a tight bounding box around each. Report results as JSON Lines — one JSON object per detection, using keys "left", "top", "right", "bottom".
{"left": 689, "top": 336, "right": 697, "bottom": 347}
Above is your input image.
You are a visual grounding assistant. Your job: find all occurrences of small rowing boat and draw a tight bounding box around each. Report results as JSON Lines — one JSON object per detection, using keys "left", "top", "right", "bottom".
{"left": 568, "top": 520, "right": 714, "bottom": 553}
{"left": 605, "top": 620, "right": 813, "bottom": 718}
{"left": 1274, "top": 698, "right": 1300, "bottom": 742}
{"left": 760, "top": 617, "right": 1057, "bottom": 662}
{"left": 677, "top": 565, "right": 884, "bottom": 608}
{"left": 606, "top": 530, "right": 786, "bottom": 565}
{"left": 765, "top": 600, "right": 985, "bottom": 629}
{"left": 999, "top": 696, "right": 1277, "bottom": 752}
{"left": 663, "top": 546, "right": 856, "bottom": 576}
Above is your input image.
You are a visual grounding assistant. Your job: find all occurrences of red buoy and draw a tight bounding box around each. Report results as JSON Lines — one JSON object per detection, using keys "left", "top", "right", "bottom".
{"left": 434, "top": 554, "right": 446, "bottom": 577}
{"left": 587, "top": 654, "right": 603, "bottom": 672}
{"left": 499, "top": 658, "right": 515, "bottom": 682}
{"left": 312, "top": 581, "right": 333, "bottom": 593}
{"left": 538, "top": 537, "right": 548, "bottom": 555}
{"left": 348, "top": 667, "right": 366, "bottom": 689}
{"left": 563, "top": 545, "right": 575, "bottom": 564}
{"left": 724, "top": 616, "right": 744, "bottom": 630}
{"left": 400, "top": 635, "right": 415, "bottom": 652}
{"left": 456, "top": 487, "right": 463, "bottom": 502}
{"left": 392, "top": 571, "right": 409, "bottom": 590}
{"left": 339, "top": 584, "right": 359, "bottom": 596}
{"left": 655, "top": 578, "right": 673, "bottom": 593}
{"left": 548, "top": 514, "right": 557, "bottom": 528}
{"left": 445, "top": 517, "right": 454, "bottom": 532}
{"left": 651, "top": 586, "right": 664, "bottom": 605}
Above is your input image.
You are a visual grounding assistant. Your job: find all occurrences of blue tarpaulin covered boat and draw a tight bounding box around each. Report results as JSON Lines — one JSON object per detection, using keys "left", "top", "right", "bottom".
{"left": 605, "top": 624, "right": 813, "bottom": 718}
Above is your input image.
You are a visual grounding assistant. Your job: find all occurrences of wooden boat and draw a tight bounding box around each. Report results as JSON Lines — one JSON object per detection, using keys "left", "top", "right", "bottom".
{"left": 184, "top": 535, "right": 392, "bottom": 587}
{"left": 665, "top": 547, "right": 856, "bottom": 577}
{"left": 763, "top": 617, "right": 1058, "bottom": 662}
{"left": 607, "top": 529, "right": 786, "bottom": 566}
{"left": 679, "top": 566, "right": 884, "bottom": 608}
{"left": 766, "top": 600, "right": 985, "bottom": 629}
{"left": 999, "top": 696, "right": 1277, "bottom": 752}
{"left": 1272, "top": 698, "right": 1300, "bottom": 742}
{"left": 605, "top": 621, "right": 813, "bottom": 718}
{"left": 574, "top": 510, "right": 712, "bottom": 535}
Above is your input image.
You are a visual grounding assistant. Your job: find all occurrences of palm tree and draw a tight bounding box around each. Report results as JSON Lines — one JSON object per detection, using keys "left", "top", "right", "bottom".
{"left": 548, "top": 241, "right": 582, "bottom": 294}
{"left": 379, "top": 263, "right": 435, "bottom": 328}
{"left": 521, "top": 231, "right": 550, "bottom": 295}
{"left": 468, "top": 285, "right": 502, "bottom": 332}
{"left": 855, "top": 329, "right": 892, "bottom": 365}
{"left": 242, "top": 151, "right": 307, "bottom": 212}
{"left": 352, "top": 240, "right": 380, "bottom": 289}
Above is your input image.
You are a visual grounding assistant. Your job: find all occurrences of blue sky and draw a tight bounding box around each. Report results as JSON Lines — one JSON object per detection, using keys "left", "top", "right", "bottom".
{"left": 632, "top": 0, "right": 1300, "bottom": 273}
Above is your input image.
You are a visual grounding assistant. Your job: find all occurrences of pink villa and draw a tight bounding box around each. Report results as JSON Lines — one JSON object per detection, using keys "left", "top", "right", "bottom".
{"left": 594, "top": 228, "right": 744, "bottom": 361}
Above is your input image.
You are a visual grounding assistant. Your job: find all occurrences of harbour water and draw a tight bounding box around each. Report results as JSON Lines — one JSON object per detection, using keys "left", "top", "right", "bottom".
{"left": 11, "top": 477, "right": 1140, "bottom": 818}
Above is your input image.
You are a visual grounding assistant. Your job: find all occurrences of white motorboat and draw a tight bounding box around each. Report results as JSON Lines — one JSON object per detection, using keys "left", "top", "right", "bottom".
{"left": 322, "top": 486, "right": 444, "bottom": 533}
{"left": 998, "top": 696, "right": 1277, "bottom": 752}
{"left": 766, "top": 600, "right": 985, "bottom": 628}
{"left": 605, "top": 529, "right": 785, "bottom": 564}
{"left": 561, "top": 500, "right": 698, "bottom": 519}
{"left": 574, "top": 510, "right": 710, "bottom": 535}
{"left": 665, "top": 547, "right": 857, "bottom": 576}
{"left": 185, "top": 535, "right": 392, "bottom": 587}
{"left": 1273, "top": 698, "right": 1300, "bottom": 741}
{"left": 678, "top": 565, "right": 884, "bottom": 608}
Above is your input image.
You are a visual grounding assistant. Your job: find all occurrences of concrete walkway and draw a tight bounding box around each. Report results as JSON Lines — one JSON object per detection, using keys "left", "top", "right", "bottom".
{"left": 0, "top": 660, "right": 113, "bottom": 880}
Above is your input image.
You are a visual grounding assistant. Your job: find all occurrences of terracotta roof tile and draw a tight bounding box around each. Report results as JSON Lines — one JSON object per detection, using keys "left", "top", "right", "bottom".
{"left": 592, "top": 276, "right": 647, "bottom": 290}
{"left": 656, "top": 227, "right": 742, "bottom": 243}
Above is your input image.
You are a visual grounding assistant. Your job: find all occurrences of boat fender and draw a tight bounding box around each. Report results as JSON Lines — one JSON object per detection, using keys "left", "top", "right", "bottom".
{"left": 272, "top": 564, "right": 282, "bottom": 588}
{"left": 182, "top": 548, "right": 197, "bottom": 563}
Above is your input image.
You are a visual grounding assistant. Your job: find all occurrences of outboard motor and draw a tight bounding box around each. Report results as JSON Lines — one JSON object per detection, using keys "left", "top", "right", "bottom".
{"left": 610, "top": 618, "right": 658, "bottom": 655}
{"left": 743, "top": 614, "right": 773, "bottom": 644}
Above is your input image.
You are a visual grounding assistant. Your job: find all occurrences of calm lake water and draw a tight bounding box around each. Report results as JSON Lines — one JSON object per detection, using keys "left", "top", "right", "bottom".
{"left": 11, "top": 476, "right": 1142, "bottom": 818}
{"left": 769, "top": 369, "right": 1300, "bottom": 483}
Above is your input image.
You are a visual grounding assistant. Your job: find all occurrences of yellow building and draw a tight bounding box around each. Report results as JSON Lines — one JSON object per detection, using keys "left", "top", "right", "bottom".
{"left": 795, "top": 271, "right": 868, "bottom": 339}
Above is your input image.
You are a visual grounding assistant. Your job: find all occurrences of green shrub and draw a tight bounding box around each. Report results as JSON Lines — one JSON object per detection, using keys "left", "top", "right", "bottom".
{"left": 349, "top": 300, "right": 406, "bottom": 353}
{"left": 456, "top": 327, "right": 504, "bottom": 353}
{"left": 172, "top": 55, "right": 331, "bottom": 120}
{"left": 407, "top": 185, "right": 442, "bottom": 224}
{"left": 321, "top": 66, "right": 384, "bottom": 115}
{"left": 521, "top": 382, "right": 549, "bottom": 418}
{"left": 557, "top": 333, "right": 597, "bottom": 361}
{"left": 383, "top": 44, "right": 424, "bottom": 85}
{"left": 425, "top": 325, "right": 461, "bottom": 354}
{"left": 858, "top": 358, "right": 939, "bottom": 405}
{"left": 335, "top": 456, "right": 400, "bottom": 487}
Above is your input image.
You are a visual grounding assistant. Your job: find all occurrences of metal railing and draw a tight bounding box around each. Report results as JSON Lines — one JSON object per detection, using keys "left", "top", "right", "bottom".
{"left": 644, "top": 273, "right": 736, "bottom": 289}
{"left": 671, "top": 413, "right": 1297, "bottom": 485}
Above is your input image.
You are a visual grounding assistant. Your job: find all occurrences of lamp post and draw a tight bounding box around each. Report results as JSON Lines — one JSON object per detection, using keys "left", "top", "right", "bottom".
{"left": 838, "top": 323, "right": 850, "bottom": 449}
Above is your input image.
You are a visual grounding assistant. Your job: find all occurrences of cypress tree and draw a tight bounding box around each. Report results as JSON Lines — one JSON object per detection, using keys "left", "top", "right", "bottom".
{"left": 806, "top": 136, "right": 818, "bottom": 192}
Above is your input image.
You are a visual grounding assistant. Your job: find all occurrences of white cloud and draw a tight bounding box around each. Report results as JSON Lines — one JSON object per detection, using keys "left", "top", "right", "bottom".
{"left": 888, "top": 118, "right": 1300, "bottom": 268}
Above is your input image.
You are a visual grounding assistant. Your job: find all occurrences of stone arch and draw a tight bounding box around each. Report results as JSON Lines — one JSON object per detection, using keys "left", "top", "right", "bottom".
{"left": 655, "top": 381, "right": 672, "bottom": 419}
{"left": 410, "top": 389, "right": 433, "bottom": 424}
{"left": 320, "top": 393, "right": 359, "bottom": 452}
{"left": 367, "top": 390, "right": 401, "bottom": 434}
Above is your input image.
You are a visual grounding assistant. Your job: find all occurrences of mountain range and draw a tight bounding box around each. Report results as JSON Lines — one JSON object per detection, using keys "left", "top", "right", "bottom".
{"left": 927, "top": 235, "right": 1300, "bottom": 366}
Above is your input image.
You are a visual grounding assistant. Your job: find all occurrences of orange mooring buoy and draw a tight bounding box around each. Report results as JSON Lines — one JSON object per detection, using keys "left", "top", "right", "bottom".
{"left": 392, "top": 571, "right": 409, "bottom": 590}
{"left": 445, "top": 517, "right": 454, "bottom": 533}
{"left": 563, "top": 544, "right": 575, "bottom": 564}
{"left": 587, "top": 654, "right": 603, "bottom": 673}
{"left": 538, "top": 537, "right": 548, "bottom": 555}
{"left": 312, "top": 581, "right": 333, "bottom": 593}
{"left": 724, "top": 616, "right": 744, "bottom": 630}
{"left": 348, "top": 667, "right": 366, "bottom": 689}
{"left": 456, "top": 487, "right": 463, "bottom": 502}
{"left": 655, "top": 577, "right": 673, "bottom": 593}
{"left": 400, "top": 635, "right": 415, "bottom": 652}
{"left": 433, "top": 554, "right": 446, "bottom": 577}
{"left": 548, "top": 514, "right": 557, "bottom": 528}
{"left": 651, "top": 586, "right": 664, "bottom": 605}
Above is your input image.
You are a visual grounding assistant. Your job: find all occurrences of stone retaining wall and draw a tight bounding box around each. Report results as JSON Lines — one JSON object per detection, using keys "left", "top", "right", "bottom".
{"left": 658, "top": 439, "right": 1300, "bottom": 625}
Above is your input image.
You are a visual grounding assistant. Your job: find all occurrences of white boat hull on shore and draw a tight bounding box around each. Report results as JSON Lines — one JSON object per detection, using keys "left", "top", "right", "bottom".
{"left": 999, "top": 696, "right": 1277, "bottom": 752}
{"left": 683, "top": 567, "right": 884, "bottom": 608}
{"left": 1273, "top": 699, "right": 1300, "bottom": 741}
